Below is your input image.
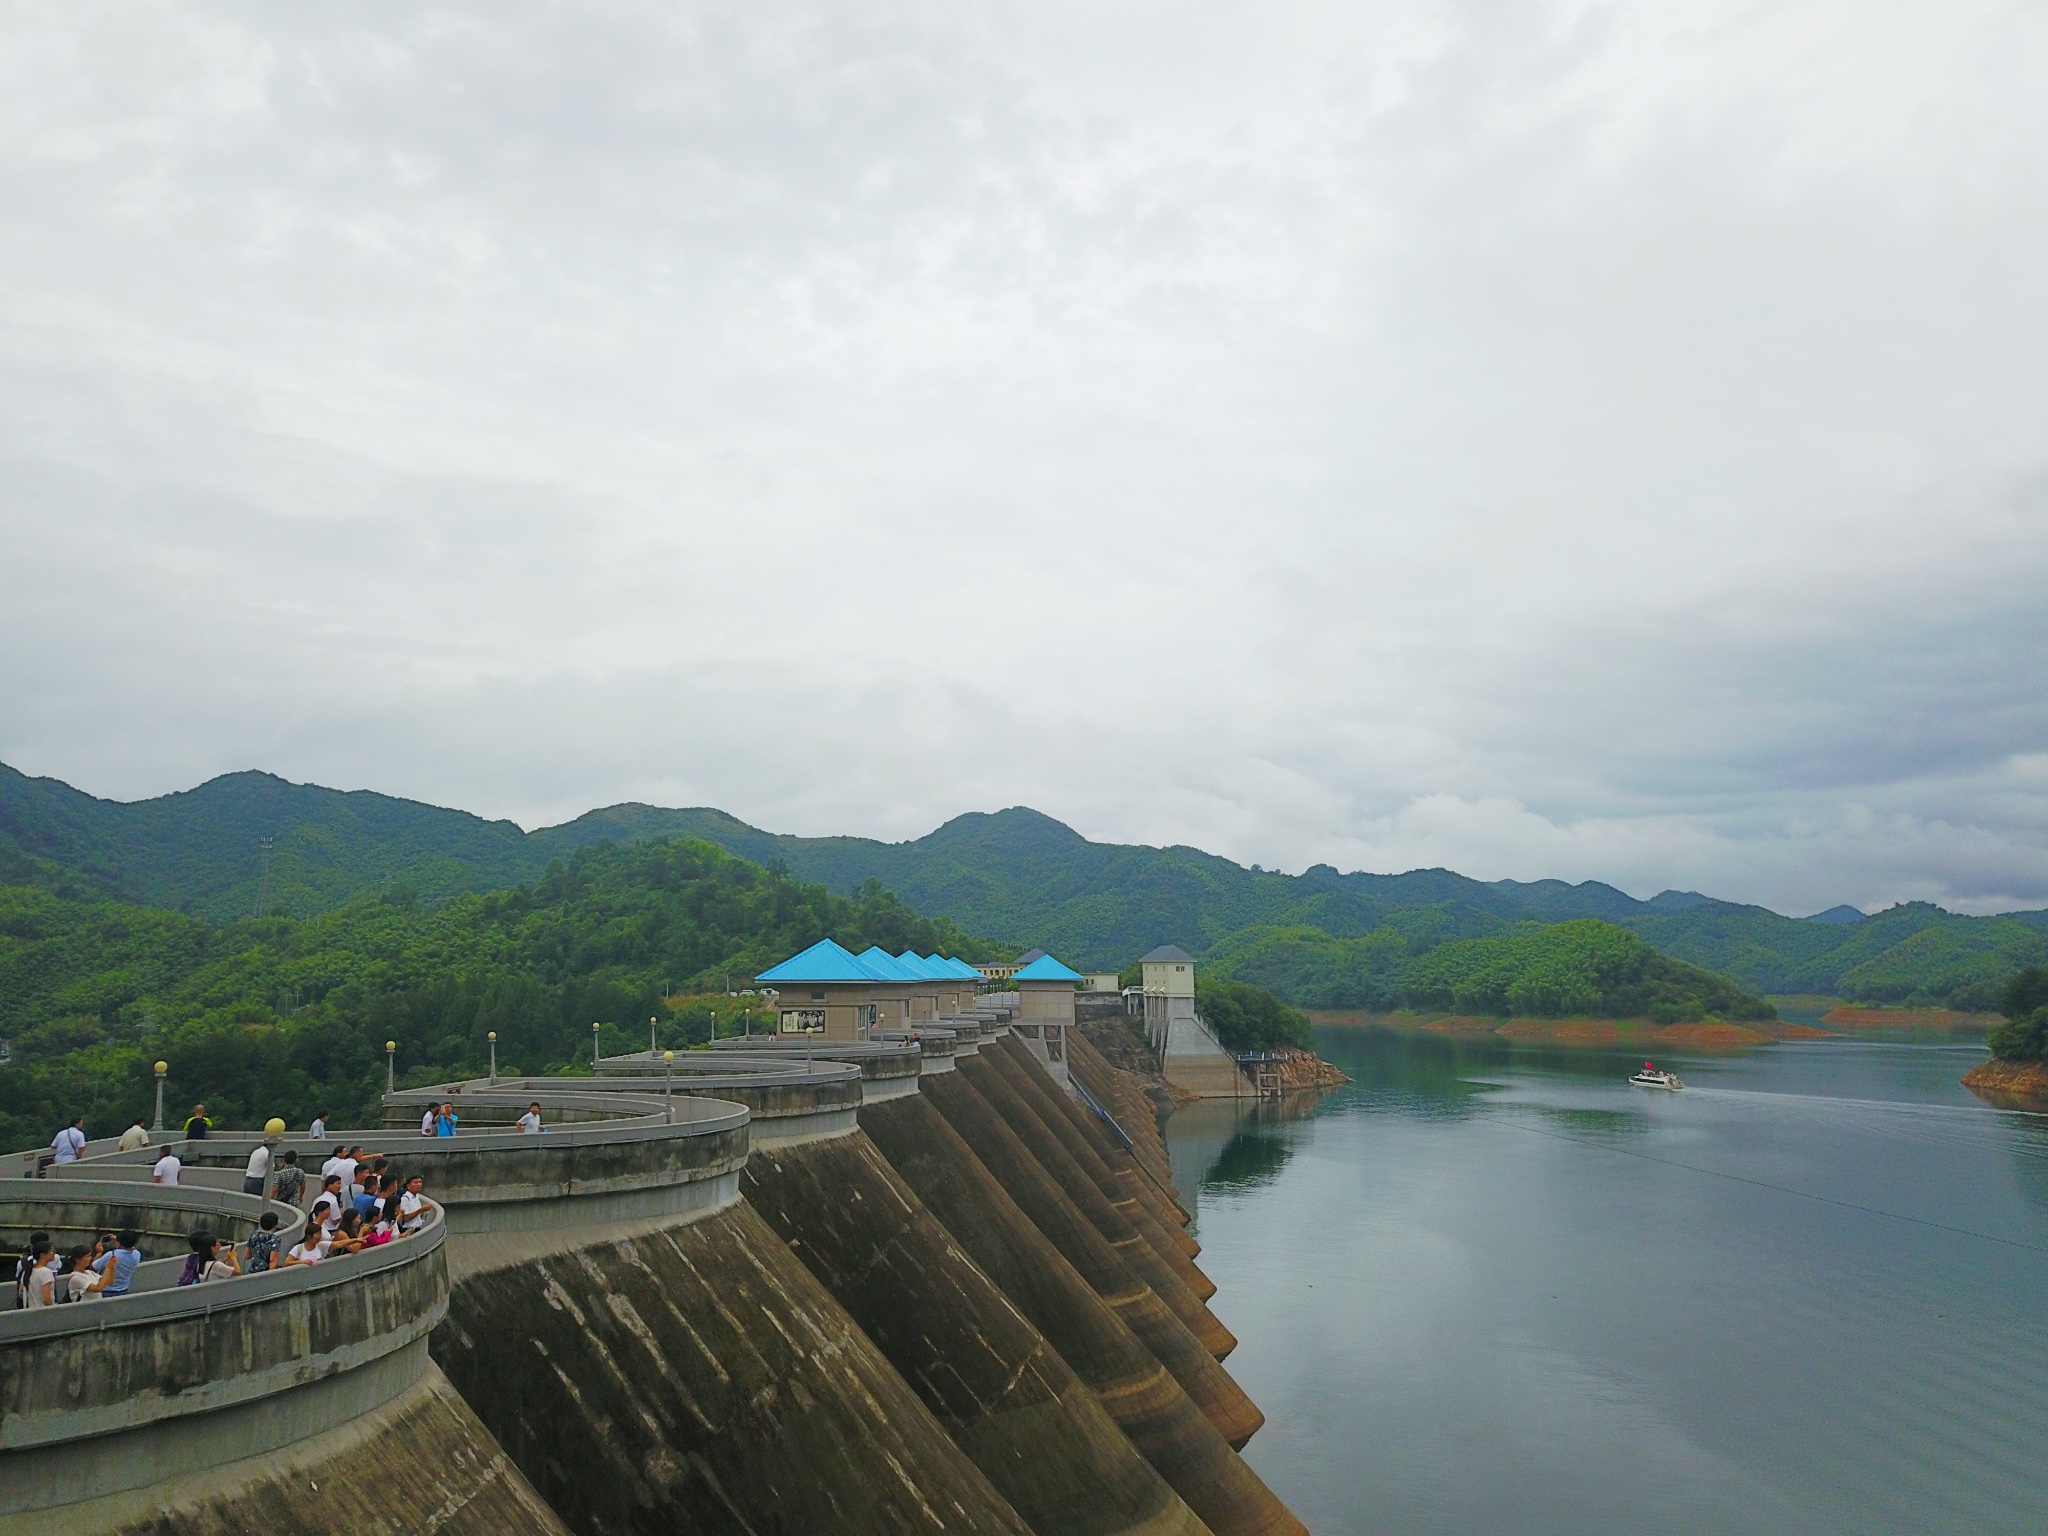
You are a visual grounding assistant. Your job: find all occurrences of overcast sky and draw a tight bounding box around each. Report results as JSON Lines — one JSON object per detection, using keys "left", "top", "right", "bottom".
{"left": 3, "top": 2, "right": 2045, "bottom": 916}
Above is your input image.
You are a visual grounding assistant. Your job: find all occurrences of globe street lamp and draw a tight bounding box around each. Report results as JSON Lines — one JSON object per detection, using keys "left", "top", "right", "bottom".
{"left": 385, "top": 1041, "right": 396, "bottom": 1095}
{"left": 663, "top": 1049, "right": 675, "bottom": 1120}
{"left": 649, "top": 1016, "right": 659, "bottom": 1057}
{"left": 591, "top": 1020, "right": 601, "bottom": 1069}
{"left": 488, "top": 1031, "right": 498, "bottom": 1084}
{"left": 153, "top": 1061, "right": 168, "bottom": 1131}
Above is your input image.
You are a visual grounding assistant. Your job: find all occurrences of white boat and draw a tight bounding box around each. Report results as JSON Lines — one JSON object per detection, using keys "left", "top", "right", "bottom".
{"left": 1630, "top": 1062, "right": 1684, "bottom": 1090}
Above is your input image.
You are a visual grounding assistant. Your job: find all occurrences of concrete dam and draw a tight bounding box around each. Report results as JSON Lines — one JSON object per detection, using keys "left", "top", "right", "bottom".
{"left": 4, "top": 1004, "right": 1309, "bottom": 1535}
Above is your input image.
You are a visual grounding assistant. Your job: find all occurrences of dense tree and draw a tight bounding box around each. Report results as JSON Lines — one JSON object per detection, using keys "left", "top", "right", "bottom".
{"left": 0, "top": 838, "right": 992, "bottom": 1152}
{"left": 1399, "top": 920, "right": 1776, "bottom": 1022}
{"left": 1987, "top": 968, "right": 2048, "bottom": 1061}
{"left": 1195, "top": 978, "right": 1314, "bottom": 1052}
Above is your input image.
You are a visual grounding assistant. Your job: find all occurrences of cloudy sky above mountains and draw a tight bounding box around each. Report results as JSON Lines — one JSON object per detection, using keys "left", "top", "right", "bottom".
{"left": 3, "top": 1, "right": 2045, "bottom": 915}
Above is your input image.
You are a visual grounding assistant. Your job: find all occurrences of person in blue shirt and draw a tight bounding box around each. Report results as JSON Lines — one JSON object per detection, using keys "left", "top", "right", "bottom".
{"left": 433, "top": 1103, "right": 458, "bottom": 1137}
{"left": 91, "top": 1230, "right": 144, "bottom": 1296}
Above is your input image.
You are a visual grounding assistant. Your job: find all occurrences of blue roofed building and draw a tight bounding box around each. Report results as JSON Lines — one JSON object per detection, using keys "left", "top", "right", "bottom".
{"left": 755, "top": 938, "right": 905, "bottom": 1039}
{"left": 1009, "top": 952, "right": 1084, "bottom": 1086}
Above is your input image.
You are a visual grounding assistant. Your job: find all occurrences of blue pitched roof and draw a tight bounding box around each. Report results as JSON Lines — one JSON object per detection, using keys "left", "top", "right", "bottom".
{"left": 895, "top": 950, "right": 943, "bottom": 979}
{"left": 940, "top": 956, "right": 981, "bottom": 979}
{"left": 757, "top": 939, "right": 884, "bottom": 984}
{"left": 1011, "top": 953, "right": 1084, "bottom": 983}
{"left": 856, "top": 946, "right": 920, "bottom": 982}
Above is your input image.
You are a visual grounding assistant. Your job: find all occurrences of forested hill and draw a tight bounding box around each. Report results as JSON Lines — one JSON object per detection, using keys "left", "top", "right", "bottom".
{"left": 0, "top": 836, "right": 989, "bottom": 1152}
{"left": 7, "top": 761, "right": 2045, "bottom": 1007}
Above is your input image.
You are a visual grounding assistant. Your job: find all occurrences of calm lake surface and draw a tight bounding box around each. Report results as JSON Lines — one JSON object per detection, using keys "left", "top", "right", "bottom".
{"left": 1166, "top": 1029, "right": 2048, "bottom": 1535}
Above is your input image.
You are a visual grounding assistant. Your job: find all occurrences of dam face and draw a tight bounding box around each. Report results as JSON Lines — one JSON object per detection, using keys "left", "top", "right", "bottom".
{"left": 739, "top": 1112, "right": 1207, "bottom": 1536}
{"left": 10, "top": 1003, "right": 1310, "bottom": 1536}
{"left": 387, "top": 1076, "right": 1034, "bottom": 1536}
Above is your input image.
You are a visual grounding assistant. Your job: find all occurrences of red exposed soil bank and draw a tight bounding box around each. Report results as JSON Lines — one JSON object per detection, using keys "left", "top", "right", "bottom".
{"left": 1962, "top": 1057, "right": 2048, "bottom": 1111}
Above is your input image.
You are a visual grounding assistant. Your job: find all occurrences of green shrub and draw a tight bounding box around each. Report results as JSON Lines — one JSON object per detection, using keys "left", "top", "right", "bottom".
{"left": 1989, "top": 968, "right": 2048, "bottom": 1061}
{"left": 1196, "top": 978, "right": 1313, "bottom": 1052}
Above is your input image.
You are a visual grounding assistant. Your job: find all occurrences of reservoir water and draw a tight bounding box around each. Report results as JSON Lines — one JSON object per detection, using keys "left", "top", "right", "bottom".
{"left": 1168, "top": 1028, "right": 2048, "bottom": 1535}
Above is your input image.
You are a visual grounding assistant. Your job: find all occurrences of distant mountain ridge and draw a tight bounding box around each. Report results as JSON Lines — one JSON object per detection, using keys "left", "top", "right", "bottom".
{"left": 4, "top": 761, "right": 2044, "bottom": 1006}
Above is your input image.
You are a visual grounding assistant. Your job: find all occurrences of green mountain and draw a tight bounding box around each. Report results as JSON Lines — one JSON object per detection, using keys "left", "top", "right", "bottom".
{"left": 6, "top": 761, "right": 2044, "bottom": 1009}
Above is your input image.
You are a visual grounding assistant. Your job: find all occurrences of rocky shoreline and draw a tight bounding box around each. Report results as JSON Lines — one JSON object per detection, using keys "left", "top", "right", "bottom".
{"left": 1961, "top": 1057, "right": 2048, "bottom": 1111}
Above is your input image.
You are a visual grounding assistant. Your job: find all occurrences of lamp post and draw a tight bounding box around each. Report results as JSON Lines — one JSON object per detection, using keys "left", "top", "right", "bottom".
{"left": 592, "top": 1021, "right": 601, "bottom": 1069}
{"left": 663, "top": 1050, "right": 675, "bottom": 1120}
{"left": 152, "top": 1061, "right": 168, "bottom": 1131}
{"left": 710, "top": 1009, "right": 718, "bottom": 1043}
{"left": 650, "top": 1016, "right": 659, "bottom": 1058}
{"left": 488, "top": 1031, "right": 498, "bottom": 1083}
{"left": 385, "top": 1041, "right": 396, "bottom": 1095}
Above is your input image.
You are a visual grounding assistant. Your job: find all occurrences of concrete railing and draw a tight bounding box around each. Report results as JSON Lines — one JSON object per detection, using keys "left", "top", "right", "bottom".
{"left": 44, "top": 1086, "right": 752, "bottom": 1238}
{"left": 369, "top": 1086, "right": 750, "bottom": 1232}
{"left": 0, "top": 1180, "right": 446, "bottom": 1517}
{"left": 876, "top": 1026, "right": 959, "bottom": 1071}
{"left": 436, "top": 1060, "right": 861, "bottom": 1150}
{"left": 1, "top": 1179, "right": 308, "bottom": 1296}
{"left": 707, "top": 1035, "right": 928, "bottom": 1102}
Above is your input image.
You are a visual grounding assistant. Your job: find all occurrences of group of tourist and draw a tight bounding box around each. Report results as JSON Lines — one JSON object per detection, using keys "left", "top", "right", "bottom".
{"left": 417, "top": 1099, "right": 546, "bottom": 1135}
{"left": 23, "top": 1089, "right": 554, "bottom": 1306}
{"left": 16, "top": 1117, "right": 445, "bottom": 1308}
{"left": 283, "top": 1144, "right": 438, "bottom": 1266}
{"left": 11, "top": 1228, "right": 145, "bottom": 1306}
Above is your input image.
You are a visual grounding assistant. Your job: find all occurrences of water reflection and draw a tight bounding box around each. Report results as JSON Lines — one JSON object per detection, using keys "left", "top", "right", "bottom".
{"left": 1168, "top": 1088, "right": 1334, "bottom": 1206}
{"left": 1166, "top": 1028, "right": 2048, "bottom": 1536}
{"left": 1203, "top": 1126, "right": 1293, "bottom": 1193}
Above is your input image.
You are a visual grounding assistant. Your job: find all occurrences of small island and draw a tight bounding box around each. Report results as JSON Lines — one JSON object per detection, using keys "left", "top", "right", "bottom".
{"left": 1962, "top": 968, "right": 2048, "bottom": 1110}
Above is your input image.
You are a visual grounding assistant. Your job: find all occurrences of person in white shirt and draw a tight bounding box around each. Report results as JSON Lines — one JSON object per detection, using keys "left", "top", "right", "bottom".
{"left": 420, "top": 1106, "right": 437, "bottom": 1136}
{"left": 284, "top": 1232, "right": 326, "bottom": 1266}
{"left": 308, "top": 1113, "right": 328, "bottom": 1139}
{"left": 309, "top": 1175, "right": 345, "bottom": 1236}
{"left": 320, "top": 1147, "right": 352, "bottom": 1190}
{"left": 397, "top": 1176, "right": 437, "bottom": 1234}
{"left": 151, "top": 1151, "right": 181, "bottom": 1186}
{"left": 23, "top": 1242, "right": 58, "bottom": 1307}
{"left": 186, "top": 1233, "right": 241, "bottom": 1284}
{"left": 61, "top": 1246, "right": 102, "bottom": 1302}
{"left": 517, "top": 1103, "right": 544, "bottom": 1134}
{"left": 51, "top": 1118, "right": 86, "bottom": 1163}
{"left": 117, "top": 1119, "right": 150, "bottom": 1152}
{"left": 242, "top": 1141, "right": 272, "bottom": 1196}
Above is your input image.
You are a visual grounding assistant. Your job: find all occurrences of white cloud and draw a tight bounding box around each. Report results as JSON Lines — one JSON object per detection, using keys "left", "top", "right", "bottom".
{"left": 1, "top": 0, "right": 2045, "bottom": 915}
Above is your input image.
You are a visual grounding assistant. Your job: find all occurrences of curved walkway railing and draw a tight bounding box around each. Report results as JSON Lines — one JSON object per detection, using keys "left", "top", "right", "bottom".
{"left": 493, "top": 1054, "right": 864, "bottom": 1146}
{"left": 0, "top": 1180, "right": 444, "bottom": 1517}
